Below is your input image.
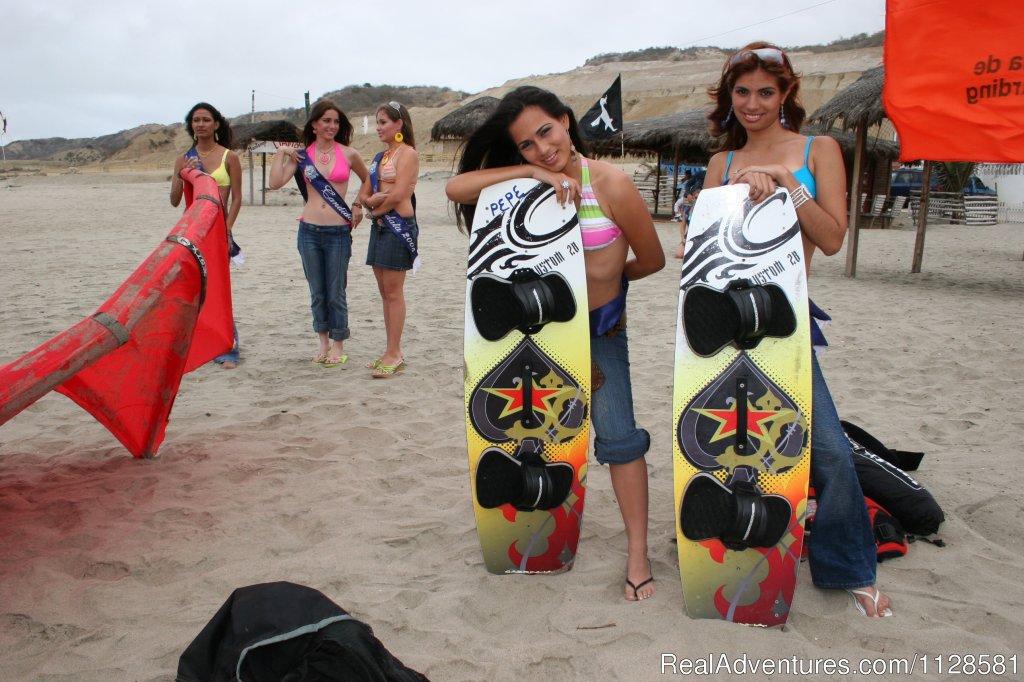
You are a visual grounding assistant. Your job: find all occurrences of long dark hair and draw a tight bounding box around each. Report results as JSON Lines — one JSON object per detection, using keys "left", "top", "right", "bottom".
{"left": 378, "top": 102, "right": 416, "bottom": 149}
{"left": 303, "top": 99, "right": 353, "bottom": 146}
{"left": 707, "top": 41, "right": 805, "bottom": 151}
{"left": 453, "top": 86, "right": 588, "bottom": 230}
{"left": 185, "top": 102, "right": 233, "bottom": 148}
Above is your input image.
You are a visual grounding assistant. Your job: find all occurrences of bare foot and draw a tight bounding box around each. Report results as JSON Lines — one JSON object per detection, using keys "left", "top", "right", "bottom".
{"left": 220, "top": 360, "right": 238, "bottom": 369}
{"left": 674, "top": 242, "right": 685, "bottom": 259}
{"left": 624, "top": 558, "right": 655, "bottom": 602}
{"left": 848, "top": 586, "right": 893, "bottom": 617}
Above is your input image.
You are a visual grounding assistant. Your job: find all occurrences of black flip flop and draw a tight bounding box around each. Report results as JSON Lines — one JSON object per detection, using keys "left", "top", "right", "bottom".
{"left": 626, "top": 560, "right": 654, "bottom": 601}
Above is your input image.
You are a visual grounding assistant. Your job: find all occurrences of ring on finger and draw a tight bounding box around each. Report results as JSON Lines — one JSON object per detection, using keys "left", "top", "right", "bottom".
{"left": 560, "top": 180, "right": 570, "bottom": 190}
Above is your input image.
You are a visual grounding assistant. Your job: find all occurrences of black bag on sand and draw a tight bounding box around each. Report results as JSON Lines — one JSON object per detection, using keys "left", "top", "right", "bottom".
{"left": 841, "top": 420, "right": 945, "bottom": 536}
{"left": 864, "top": 496, "right": 909, "bottom": 561}
{"left": 804, "top": 487, "right": 910, "bottom": 561}
{"left": 176, "top": 581, "right": 428, "bottom": 682}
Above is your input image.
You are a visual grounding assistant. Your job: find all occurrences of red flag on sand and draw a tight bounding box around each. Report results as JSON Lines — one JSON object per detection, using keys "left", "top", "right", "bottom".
{"left": 0, "top": 169, "right": 233, "bottom": 457}
{"left": 884, "top": 0, "right": 1024, "bottom": 162}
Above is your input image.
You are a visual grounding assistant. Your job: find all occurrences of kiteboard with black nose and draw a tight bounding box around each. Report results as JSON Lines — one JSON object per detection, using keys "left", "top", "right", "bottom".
{"left": 673, "top": 184, "right": 812, "bottom": 626}
{"left": 464, "top": 178, "right": 590, "bottom": 574}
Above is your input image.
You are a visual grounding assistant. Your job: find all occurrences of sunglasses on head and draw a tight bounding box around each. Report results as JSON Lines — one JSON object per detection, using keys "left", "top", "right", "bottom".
{"left": 729, "top": 47, "right": 786, "bottom": 67}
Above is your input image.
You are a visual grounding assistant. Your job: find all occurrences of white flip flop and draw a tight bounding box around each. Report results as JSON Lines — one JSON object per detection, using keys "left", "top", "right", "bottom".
{"left": 848, "top": 588, "right": 893, "bottom": 617}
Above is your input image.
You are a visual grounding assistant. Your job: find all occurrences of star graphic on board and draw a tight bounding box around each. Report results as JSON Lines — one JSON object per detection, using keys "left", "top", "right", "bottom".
{"left": 483, "top": 379, "right": 570, "bottom": 420}
{"left": 695, "top": 401, "right": 780, "bottom": 444}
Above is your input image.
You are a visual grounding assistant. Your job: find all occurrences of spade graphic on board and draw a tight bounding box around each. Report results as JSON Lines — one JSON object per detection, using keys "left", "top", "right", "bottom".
{"left": 468, "top": 337, "right": 587, "bottom": 445}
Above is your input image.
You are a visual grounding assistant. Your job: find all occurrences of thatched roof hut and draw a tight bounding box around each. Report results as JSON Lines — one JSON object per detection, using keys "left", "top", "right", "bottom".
{"left": 588, "top": 109, "right": 713, "bottom": 161}
{"left": 809, "top": 124, "right": 898, "bottom": 160}
{"left": 231, "top": 120, "right": 301, "bottom": 149}
{"left": 808, "top": 65, "right": 912, "bottom": 276}
{"left": 583, "top": 107, "right": 898, "bottom": 214}
{"left": 229, "top": 120, "right": 302, "bottom": 207}
{"left": 587, "top": 108, "right": 899, "bottom": 162}
{"left": 427, "top": 95, "right": 899, "bottom": 165}
{"left": 430, "top": 97, "right": 500, "bottom": 142}
{"left": 808, "top": 65, "right": 886, "bottom": 132}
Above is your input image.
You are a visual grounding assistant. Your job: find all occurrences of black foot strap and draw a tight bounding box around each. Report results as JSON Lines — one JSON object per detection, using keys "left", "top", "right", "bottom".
{"left": 683, "top": 279, "right": 796, "bottom": 357}
{"left": 680, "top": 473, "right": 792, "bottom": 550}
{"left": 475, "top": 443, "right": 574, "bottom": 511}
{"left": 471, "top": 269, "right": 576, "bottom": 341}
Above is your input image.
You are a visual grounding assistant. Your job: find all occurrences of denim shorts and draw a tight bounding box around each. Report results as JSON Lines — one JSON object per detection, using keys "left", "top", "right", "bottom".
{"left": 590, "top": 328, "right": 651, "bottom": 465}
{"left": 366, "top": 216, "right": 418, "bottom": 271}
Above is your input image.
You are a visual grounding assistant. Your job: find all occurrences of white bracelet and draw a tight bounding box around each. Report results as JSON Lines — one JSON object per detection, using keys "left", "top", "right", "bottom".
{"left": 790, "top": 183, "right": 812, "bottom": 209}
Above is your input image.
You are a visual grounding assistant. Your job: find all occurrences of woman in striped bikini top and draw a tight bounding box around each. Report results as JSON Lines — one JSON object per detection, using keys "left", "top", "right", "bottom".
{"left": 446, "top": 85, "right": 665, "bottom": 603}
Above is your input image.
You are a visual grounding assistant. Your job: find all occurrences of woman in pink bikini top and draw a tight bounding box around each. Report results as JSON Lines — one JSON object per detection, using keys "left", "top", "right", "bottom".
{"left": 267, "top": 99, "right": 370, "bottom": 368}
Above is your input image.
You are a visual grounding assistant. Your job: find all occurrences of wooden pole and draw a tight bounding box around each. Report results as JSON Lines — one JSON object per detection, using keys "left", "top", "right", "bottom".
{"left": 911, "top": 160, "right": 933, "bottom": 273}
{"left": 249, "top": 91, "right": 256, "bottom": 206}
{"left": 654, "top": 150, "right": 663, "bottom": 214}
{"left": 248, "top": 151, "right": 255, "bottom": 206}
{"left": 672, "top": 149, "right": 680, "bottom": 205}
{"left": 844, "top": 123, "right": 867, "bottom": 277}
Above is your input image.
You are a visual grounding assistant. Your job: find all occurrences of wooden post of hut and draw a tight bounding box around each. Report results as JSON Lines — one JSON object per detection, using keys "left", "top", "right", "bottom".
{"left": 805, "top": 65, "right": 900, "bottom": 277}
{"left": 671, "top": 150, "right": 680, "bottom": 205}
{"left": 654, "top": 150, "right": 663, "bottom": 213}
{"left": 911, "top": 161, "right": 933, "bottom": 273}
{"left": 248, "top": 151, "right": 255, "bottom": 206}
{"left": 845, "top": 124, "right": 867, "bottom": 277}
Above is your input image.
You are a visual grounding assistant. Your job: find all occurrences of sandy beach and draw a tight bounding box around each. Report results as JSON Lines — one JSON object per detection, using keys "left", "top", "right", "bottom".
{"left": 1, "top": 167, "right": 1023, "bottom": 681}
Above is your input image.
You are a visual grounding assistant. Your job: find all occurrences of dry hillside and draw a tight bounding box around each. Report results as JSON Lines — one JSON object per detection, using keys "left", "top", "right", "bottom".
{"left": 1, "top": 45, "right": 882, "bottom": 172}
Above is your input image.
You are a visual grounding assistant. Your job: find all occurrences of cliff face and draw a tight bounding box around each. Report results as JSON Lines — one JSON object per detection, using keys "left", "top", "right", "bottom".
{"left": 2, "top": 47, "right": 882, "bottom": 166}
{"left": 476, "top": 46, "right": 882, "bottom": 128}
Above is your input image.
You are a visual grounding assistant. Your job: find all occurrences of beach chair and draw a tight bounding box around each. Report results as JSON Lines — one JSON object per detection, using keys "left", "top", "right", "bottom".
{"left": 878, "top": 196, "right": 907, "bottom": 228}
{"left": 862, "top": 195, "right": 887, "bottom": 228}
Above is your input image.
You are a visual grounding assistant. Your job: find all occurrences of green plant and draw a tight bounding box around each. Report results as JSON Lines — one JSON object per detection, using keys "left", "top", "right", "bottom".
{"left": 937, "top": 161, "right": 977, "bottom": 193}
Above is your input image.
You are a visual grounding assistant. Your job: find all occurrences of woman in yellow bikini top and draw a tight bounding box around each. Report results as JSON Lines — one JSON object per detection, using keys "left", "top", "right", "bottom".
{"left": 170, "top": 102, "right": 242, "bottom": 236}
{"left": 169, "top": 101, "right": 244, "bottom": 369}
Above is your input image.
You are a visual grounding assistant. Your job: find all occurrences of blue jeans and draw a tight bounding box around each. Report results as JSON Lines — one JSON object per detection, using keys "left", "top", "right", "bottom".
{"left": 808, "top": 354, "right": 877, "bottom": 589}
{"left": 297, "top": 221, "right": 351, "bottom": 341}
{"left": 214, "top": 322, "right": 240, "bottom": 364}
{"left": 590, "top": 329, "right": 651, "bottom": 465}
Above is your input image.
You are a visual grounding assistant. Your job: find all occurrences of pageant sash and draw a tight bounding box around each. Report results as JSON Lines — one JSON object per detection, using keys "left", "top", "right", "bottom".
{"left": 809, "top": 298, "right": 832, "bottom": 354}
{"left": 589, "top": 277, "right": 628, "bottom": 336}
{"left": 369, "top": 151, "right": 421, "bottom": 272}
{"left": 296, "top": 148, "right": 353, "bottom": 223}
{"left": 182, "top": 147, "right": 202, "bottom": 207}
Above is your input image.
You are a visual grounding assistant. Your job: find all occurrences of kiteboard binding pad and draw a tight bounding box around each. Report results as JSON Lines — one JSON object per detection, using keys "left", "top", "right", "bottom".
{"left": 673, "top": 185, "right": 812, "bottom": 626}
{"left": 464, "top": 178, "right": 590, "bottom": 574}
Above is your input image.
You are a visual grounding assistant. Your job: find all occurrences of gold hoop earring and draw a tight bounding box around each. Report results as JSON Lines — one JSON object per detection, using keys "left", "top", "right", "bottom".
{"left": 394, "top": 132, "right": 404, "bottom": 143}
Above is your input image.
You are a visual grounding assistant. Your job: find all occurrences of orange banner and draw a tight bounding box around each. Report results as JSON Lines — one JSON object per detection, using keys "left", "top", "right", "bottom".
{"left": 884, "top": 0, "right": 1024, "bottom": 162}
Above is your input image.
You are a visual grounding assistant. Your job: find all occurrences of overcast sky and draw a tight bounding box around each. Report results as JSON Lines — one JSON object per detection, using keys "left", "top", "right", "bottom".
{"left": 0, "top": 0, "right": 885, "bottom": 143}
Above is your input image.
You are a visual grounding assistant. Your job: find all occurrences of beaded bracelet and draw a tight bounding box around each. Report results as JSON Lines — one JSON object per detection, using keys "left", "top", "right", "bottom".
{"left": 790, "top": 183, "right": 812, "bottom": 209}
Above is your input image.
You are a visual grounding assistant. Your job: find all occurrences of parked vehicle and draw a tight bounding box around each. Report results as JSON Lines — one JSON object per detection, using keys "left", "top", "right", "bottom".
{"left": 960, "top": 176, "right": 996, "bottom": 196}
{"left": 890, "top": 168, "right": 996, "bottom": 196}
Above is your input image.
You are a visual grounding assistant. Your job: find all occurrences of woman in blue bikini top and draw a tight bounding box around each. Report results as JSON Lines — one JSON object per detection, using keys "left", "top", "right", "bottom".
{"left": 700, "top": 42, "right": 894, "bottom": 620}
{"left": 702, "top": 43, "right": 847, "bottom": 275}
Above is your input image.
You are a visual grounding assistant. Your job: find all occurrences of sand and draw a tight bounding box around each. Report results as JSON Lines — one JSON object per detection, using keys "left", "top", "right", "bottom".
{"left": 1, "top": 167, "right": 1023, "bottom": 681}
